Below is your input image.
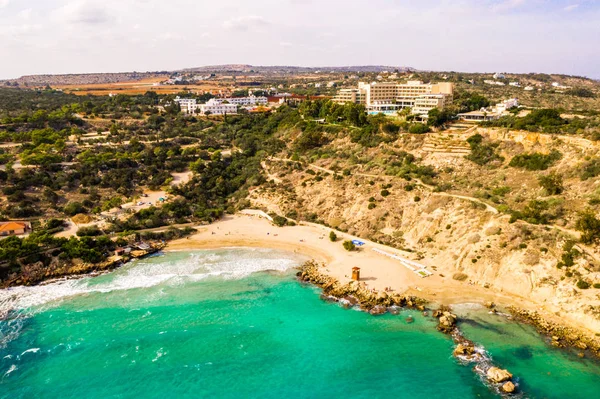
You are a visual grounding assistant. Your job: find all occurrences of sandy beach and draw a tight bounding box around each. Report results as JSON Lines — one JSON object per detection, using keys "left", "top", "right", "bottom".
{"left": 167, "top": 213, "right": 540, "bottom": 310}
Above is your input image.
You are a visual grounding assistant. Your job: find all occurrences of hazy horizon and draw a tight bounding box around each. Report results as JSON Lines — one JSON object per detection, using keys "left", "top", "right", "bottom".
{"left": 1, "top": 0, "right": 599, "bottom": 80}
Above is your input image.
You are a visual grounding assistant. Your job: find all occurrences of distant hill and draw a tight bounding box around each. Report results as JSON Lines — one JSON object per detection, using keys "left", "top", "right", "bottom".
{"left": 2, "top": 72, "right": 170, "bottom": 87}
{"left": 180, "top": 65, "right": 415, "bottom": 74}
{"left": 1, "top": 65, "right": 415, "bottom": 86}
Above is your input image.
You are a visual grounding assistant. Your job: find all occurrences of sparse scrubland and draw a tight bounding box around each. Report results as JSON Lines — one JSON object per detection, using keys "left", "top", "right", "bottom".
{"left": 3, "top": 71, "right": 600, "bottom": 334}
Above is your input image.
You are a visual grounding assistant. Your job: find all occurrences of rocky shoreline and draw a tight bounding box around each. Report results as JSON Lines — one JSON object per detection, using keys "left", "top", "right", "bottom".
{"left": 508, "top": 306, "right": 600, "bottom": 359}
{"left": 1, "top": 242, "right": 165, "bottom": 289}
{"left": 298, "top": 261, "right": 521, "bottom": 397}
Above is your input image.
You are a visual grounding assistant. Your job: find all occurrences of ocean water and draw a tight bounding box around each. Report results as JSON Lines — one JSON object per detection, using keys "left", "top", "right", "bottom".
{"left": 1, "top": 249, "right": 600, "bottom": 399}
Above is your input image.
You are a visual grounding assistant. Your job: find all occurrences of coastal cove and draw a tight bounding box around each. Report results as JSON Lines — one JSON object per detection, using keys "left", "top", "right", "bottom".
{"left": 167, "top": 214, "right": 600, "bottom": 344}
{"left": 1, "top": 249, "right": 600, "bottom": 398}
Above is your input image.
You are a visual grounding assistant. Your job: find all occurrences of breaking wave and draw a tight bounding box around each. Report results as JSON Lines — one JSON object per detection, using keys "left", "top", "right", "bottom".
{"left": 0, "top": 248, "right": 306, "bottom": 347}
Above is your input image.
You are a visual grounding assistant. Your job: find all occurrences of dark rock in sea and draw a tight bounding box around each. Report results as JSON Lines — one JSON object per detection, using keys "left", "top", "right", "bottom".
{"left": 320, "top": 294, "right": 338, "bottom": 303}
{"left": 513, "top": 346, "right": 533, "bottom": 360}
{"left": 406, "top": 316, "right": 414, "bottom": 324}
{"left": 388, "top": 307, "right": 400, "bottom": 315}
{"left": 344, "top": 296, "right": 359, "bottom": 306}
{"left": 369, "top": 305, "right": 387, "bottom": 316}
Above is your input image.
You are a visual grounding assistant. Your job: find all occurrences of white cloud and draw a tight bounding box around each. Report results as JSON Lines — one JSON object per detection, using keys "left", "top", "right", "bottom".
{"left": 18, "top": 8, "right": 32, "bottom": 20}
{"left": 159, "top": 32, "right": 185, "bottom": 41}
{"left": 491, "top": 0, "right": 527, "bottom": 12}
{"left": 55, "top": 1, "right": 115, "bottom": 25}
{"left": 1, "top": 0, "right": 600, "bottom": 79}
{"left": 223, "top": 15, "right": 269, "bottom": 31}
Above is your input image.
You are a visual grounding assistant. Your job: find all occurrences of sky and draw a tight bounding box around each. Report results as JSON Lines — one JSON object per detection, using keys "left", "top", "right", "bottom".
{"left": 1, "top": 0, "right": 599, "bottom": 79}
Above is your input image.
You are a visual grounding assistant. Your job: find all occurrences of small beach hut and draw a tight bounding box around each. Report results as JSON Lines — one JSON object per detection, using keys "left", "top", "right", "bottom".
{"left": 352, "top": 267, "right": 360, "bottom": 281}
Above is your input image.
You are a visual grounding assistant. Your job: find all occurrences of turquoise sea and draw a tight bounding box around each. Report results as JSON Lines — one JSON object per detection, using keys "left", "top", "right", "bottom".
{"left": 2, "top": 249, "right": 600, "bottom": 398}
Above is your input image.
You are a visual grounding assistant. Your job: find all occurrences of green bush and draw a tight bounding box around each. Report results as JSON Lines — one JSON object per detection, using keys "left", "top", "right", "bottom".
{"left": 577, "top": 280, "right": 590, "bottom": 289}
{"left": 581, "top": 158, "right": 600, "bottom": 180}
{"left": 576, "top": 209, "right": 600, "bottom": 244}
{"left": 329, "top": 231, "right": 337, "bottom": 242}
{"left": 343, "top": 240, "right": 356, "bottom": 251}
{"left": 538, "top": 173, "right": 563, "bottom": 195}
{"left": 271, "top": 215, "right": 288, "bottom": 227}
{"left": 509, "top": 150, "right": 562, "bottom": 171}
{"left": 380, "top": 189, "right": 390, "bottom": 197}
{"left": 76, "top": 225, "right": 102, "bottom": 237}
{"left": 566, "top": 88, "right": 595, "bottom": 98}
{"left": 465, "top": 134, "right": 504, "bottom": 166}
{"left": 368, "top": 203, "right": 377, "bottom": 210}
{"left": 408, "top": 123, "right": 430, "bottom": 134}
{"left": 63, "top": 201, "right": 86, "bottom": 217}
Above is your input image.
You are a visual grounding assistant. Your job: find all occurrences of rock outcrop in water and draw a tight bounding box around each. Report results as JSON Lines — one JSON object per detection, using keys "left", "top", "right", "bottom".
{"left": 297, "top": 261, "right": 427, "bottom": 313}
{"left": 509, "top": 306, "right": 600, "bottom": 359}
{"left": 501, "top": 381, "right": 516, "bottom": 394}
{"left": 299, "top": 261, "right": 522, "bottom": 396}
{"left": 487, "top": 367, "right": 513, "bottom": 383}
{"left": 437, "top": 311, "right": 458, "bottom": 333}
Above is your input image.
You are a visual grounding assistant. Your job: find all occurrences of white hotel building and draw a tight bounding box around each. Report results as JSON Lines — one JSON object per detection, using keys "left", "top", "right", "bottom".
{"left": 174, "top": 95, "right": 268, "bottom": 115}
{"left": 333, "top": 81, "right": 454, "bottom": 117}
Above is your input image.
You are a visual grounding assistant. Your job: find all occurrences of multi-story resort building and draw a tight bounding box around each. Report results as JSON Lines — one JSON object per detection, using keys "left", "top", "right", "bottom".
{"left": 173, "top": 95, "right": 267, "bottom": 115}
{"left": 199, "top": 99, "right": 238, "bottom": 115}
{"left": 173, "top": 97, "right": 198, "bottom": 113}
{"left": 218, "top": 96, "right": 268, "bottom": 106}
{"left": 332, "top": 81, "right": 454, "bottom": 117}
{"left": 174, "top": 97, "right": 237, "bottom": 115}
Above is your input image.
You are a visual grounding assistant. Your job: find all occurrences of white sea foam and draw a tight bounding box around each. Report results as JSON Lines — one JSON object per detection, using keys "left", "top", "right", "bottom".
{"left": 20, "top": 348, "right": 40, "bottom": 356}
{"left": 0, "top": 248, "right": 305, "bottom": 317}
{"left": 3, "top": 364, "right": 17, "bottom": 378}
{"left": 0, "top": 249, "right": 305, "bottom": 348}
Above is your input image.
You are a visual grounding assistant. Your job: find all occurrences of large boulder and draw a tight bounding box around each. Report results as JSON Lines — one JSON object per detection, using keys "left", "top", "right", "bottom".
{"left": 453, "top": 343, "right": 475, "bottom": 357}
{"left": 487, "top": 367, "right": 513, "bottom": 383}
{"left": 501, "top": 381, "right": 516, "bottom": 393}
{"left": 369, "top": 305, "right": 387, "bottom": 316}
{"left": 437, "top": 312, "right": 457, "bottom": 333}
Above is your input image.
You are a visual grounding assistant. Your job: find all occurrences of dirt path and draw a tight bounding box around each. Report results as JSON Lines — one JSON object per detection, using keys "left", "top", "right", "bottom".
{"left": 267, "top": 157, "right": 500, "bottom": 214}
{"left": 265, "top": 157, "right": 582, "bottom": 240}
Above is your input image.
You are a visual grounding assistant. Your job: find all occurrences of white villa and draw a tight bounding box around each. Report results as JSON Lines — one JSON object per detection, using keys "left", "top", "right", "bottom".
{"left": 173, "top": 95, "right": 268, "bottom": 115}
{"left": 457, "top": 98, "right": 519, "bottom": 122}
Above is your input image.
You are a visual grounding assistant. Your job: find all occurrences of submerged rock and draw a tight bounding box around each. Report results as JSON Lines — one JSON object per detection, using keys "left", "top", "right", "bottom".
{"left": 369, "top": 305, "right": 387, "bottom": 316}
{"left": 319, "top": 294, "right": 338, "bottom": 303}
{"left": 486, "top": 367, "right": 513, "bottom": 383}
{"left": 388, "top": 307, "right": 400, "bottom": 315}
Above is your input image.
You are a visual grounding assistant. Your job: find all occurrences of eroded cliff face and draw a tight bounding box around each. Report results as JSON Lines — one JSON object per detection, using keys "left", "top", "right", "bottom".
{"left": 251, "top": 131, "right": 600, "bottom": 332}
